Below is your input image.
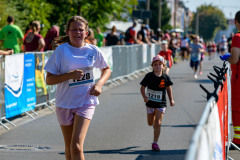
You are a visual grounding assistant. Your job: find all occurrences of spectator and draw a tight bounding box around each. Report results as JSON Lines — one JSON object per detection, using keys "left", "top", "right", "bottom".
{"left": 149, "top": 30, "right": 159, "bottom": 43}
{"left": 125, "top": 20, "right": 139, "bottom": 45}
{"left": 119, "top": 32, "right": 125, "bottom": 45}
{"left": 156, "top": 28, "right": 163, "bottom": 43}
{"left": 137, "top": 33, "right": 145, "bottom": 45}
{"left": 44, "top": 25, "right": 60, "bottom": 51}
{"left": 145, "top": 25, "right": 152, "bottom": 43}
{"left": 23, "top": 21, "right": 45, "bottom": 52}
{"left": 220, "top": 10, "right": 240, "bottom": 150}
{"left": 105, "top": 26, "right": 120, "bottom": 46}
{"left": 21, "top": 21, "right": 33, "bottom": 51}
{"left": 0, "top": 15, "right": 24, "bottom": 54}
{"left": 85, "top": 28, "right": 97, "bottom": 45}
{"left": 138, "top": 24, "right": 151, "bottom": 44}
{"left": 95, "top": 27, "right": 104, "bottom": 47}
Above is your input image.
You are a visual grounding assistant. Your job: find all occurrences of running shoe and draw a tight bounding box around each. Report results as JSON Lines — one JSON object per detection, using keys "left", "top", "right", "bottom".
{"left": 194, "top": 73, "right": 198, "bottom": 79}
{"left": 152, "top": 143, "right": 160, "bottom": 151}
{"left": 199, "top": 71, "right": 202, "bottom": 75}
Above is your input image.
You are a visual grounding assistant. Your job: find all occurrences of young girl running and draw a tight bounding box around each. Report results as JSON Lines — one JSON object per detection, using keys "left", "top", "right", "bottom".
{"left": 140, "top": 55, "right": 175, "bottom": 151}
{"left": 44, "top": 16, "right": 111, "bottom": 160}
{"left": 158, "top": 40, "right": 173, "bottom": 75}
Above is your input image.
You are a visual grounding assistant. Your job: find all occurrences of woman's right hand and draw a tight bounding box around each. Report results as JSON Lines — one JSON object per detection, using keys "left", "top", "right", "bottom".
{"left": 68, "top": 69, "right": 84, "bottom": 80}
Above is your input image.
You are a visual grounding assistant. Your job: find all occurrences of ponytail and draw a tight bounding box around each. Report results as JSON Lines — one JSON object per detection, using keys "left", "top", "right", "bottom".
{"left": 51, "top": 36, "right": 70, "bottom": 50}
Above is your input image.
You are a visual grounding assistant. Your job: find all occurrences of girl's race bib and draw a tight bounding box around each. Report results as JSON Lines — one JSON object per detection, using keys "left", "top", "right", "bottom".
{"left": 147, "top": 88, "right": 163, "bottom": 102}
{"left": 69, "top": 67, "right": 94, "bottom": 87}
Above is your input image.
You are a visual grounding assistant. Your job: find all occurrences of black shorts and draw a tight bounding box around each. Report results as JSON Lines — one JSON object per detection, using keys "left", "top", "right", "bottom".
{"left": 146, "top": 100, "right": 166, "bottom": 108}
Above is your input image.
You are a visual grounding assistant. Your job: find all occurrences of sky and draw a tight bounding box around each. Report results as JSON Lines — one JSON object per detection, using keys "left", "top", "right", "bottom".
{"left": 182, "top": 0, "right": 240, "bottom": 19}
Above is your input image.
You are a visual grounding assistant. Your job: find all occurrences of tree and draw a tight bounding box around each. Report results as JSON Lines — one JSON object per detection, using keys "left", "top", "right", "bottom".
{"left": 1, "top": 0, "right": 138, "bottom": 37}
{"left": 0, "top": 0, "right": 19, "bottom": 29}
{"left": 138, "top": 0, "right": 171, "bottom": 32}
{"left": 0, "top": 0, "right": 54, "bottom": 36}
{"left": 47, "top": 0, "right": 138, "bottom": 34}
{"left": 190, "top": 4, "right": 228, "bottom": 41}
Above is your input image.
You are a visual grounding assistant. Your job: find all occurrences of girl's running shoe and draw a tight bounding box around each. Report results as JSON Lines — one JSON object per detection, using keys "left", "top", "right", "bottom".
{"left": 152, "top": 143, "right": 160, "bottom": 151}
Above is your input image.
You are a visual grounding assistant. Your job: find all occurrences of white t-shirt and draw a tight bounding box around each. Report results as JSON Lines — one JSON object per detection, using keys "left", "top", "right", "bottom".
{"left": 44, "top": 43, "right": 108, "bottom": 109}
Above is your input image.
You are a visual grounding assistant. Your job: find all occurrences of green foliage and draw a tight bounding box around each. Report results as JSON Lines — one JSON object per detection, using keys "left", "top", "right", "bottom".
{"left": 139, "top": 0, "right": 171, "bottom": 32}
{"left": 0, "top": 0, "right": 137, "bottom": 36}
{"left": 0, "top": 0, "right": 54, "bottom": 36}
{"left": 0, "top": 0, "right": 18, "bottom": 29}
{"left": 190, "top": 4, "right": 228, "bottom": 41}
{"left": 46, "top": 0, "right": 138, "bottom": 35}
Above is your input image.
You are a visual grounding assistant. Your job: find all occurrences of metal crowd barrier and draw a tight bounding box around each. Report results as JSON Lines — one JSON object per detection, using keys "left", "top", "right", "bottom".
{"left": 0, "top": 44, "right": 161, "bottom": 130}
{"left": 185, "top": 62, "right": 232, "bottom": 160}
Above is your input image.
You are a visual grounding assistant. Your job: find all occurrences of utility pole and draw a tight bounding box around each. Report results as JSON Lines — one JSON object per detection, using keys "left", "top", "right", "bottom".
{"left": 196, "top": 9, "right": 199, "bottom": 35}
{"left": 146, "top": 0, "right": 150, "bottom": 25}
{"left": 158, "top": 0, "right": 162, "bottom": 29}
{"left": 174, "top": 0, "right": 178, "bottom": 28}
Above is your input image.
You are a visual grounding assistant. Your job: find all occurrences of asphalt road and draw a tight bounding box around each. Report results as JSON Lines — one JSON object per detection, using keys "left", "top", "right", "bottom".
{"left": 0, "top": 55, "right": 238, "bottom": 160}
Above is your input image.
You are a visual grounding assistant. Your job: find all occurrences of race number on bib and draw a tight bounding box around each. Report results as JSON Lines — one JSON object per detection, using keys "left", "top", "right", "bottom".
{"left": 69, "top": 67, "right": 94, "bottom": 87}
{"left": 147, "top": 88, "right": 163, "bottom": 102}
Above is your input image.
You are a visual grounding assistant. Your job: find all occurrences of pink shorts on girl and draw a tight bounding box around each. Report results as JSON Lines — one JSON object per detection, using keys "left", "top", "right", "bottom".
{"left": 147, "top": 107, "right": 166, "bottom": 114}
{"left": 56, "top": 105, "right": 96, "bottom": 126}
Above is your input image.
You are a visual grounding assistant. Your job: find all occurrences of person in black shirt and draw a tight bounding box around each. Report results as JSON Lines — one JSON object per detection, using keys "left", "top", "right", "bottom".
{"left": 105, "top": 26, "right": 119, "bottom": 46}
{"left": 140, "top": 55, "right": 175, "bottom": 151}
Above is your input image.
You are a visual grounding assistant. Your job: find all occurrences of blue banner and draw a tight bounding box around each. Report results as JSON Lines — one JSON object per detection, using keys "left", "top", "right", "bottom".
{"left": 5, "top": 54, "right": 36, "bottom": 118}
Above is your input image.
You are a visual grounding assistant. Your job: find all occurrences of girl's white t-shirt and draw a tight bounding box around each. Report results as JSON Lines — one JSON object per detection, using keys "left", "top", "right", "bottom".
{"left": 44, "top": 43, "right": 108, "bottom": 109}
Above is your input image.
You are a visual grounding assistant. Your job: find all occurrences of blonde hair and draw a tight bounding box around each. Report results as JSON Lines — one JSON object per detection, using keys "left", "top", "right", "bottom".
{"left": 52, "top": 16, "right": 89, "bottom": 49}
{"left": 31, "top": 21, "right": 41, "bottom": 33}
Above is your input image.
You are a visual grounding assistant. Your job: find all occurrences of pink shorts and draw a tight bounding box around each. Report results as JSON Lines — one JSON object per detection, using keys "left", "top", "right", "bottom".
{"left": 56, "top": 105, "right": 95, "bottom": 126}
{"left": 147, "top": 107, "right": 166, "bottom": 114}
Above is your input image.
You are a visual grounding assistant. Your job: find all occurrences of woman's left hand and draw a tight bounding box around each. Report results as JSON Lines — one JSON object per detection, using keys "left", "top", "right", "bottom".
{"left": 89, "top": 84, "right": 102, "bottom": 96}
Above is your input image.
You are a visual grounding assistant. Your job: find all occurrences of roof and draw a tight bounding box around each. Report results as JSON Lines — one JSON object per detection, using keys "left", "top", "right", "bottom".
{"left": 105, "top": 21, "right": 141, "bottom": 33}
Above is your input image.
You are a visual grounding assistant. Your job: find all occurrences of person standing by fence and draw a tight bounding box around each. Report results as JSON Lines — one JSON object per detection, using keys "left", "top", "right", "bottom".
{"left": 105, "top": 26, "right": 119, "bottom": 46}
{"left": 0, "top": 15, "right": 24, "bottom": 54}
{"left": 23, "top": 21, "right": 45, "bottom": 52}
{"left": 44, "top": 16, "right": 111, "bottom": 160}
{"left": 125, "top": 20, "right": 139, "bottom": 45}
{"left": 220, "top": 10, "right": 240, "bottom": 149}
{"left": 140, "top": 55, "right": 175, "bottom": 151}
{"left": 44, "top": 25, "right": 60, "bottom": 51}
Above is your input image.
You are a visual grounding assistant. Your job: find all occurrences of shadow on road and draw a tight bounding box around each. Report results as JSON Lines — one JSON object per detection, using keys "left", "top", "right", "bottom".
{"left": 183, "top": 79, "right": 212, "bottom": 84}
{"left": 162, "top": 124, "right": 196, "bottom": 128}
{"left": 136, "top": 149, "right": 186, "bottom": 160}
{"left": 81, "top": 146, "right": 186, "bottom": 160}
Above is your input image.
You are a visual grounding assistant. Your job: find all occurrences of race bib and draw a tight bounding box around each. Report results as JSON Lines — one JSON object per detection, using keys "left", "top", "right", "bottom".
{"left": 69, "top": 67, "right": 94, "bottom": 87}
{"left": 147, "top": 88, "right": 163, "bottom": 102}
